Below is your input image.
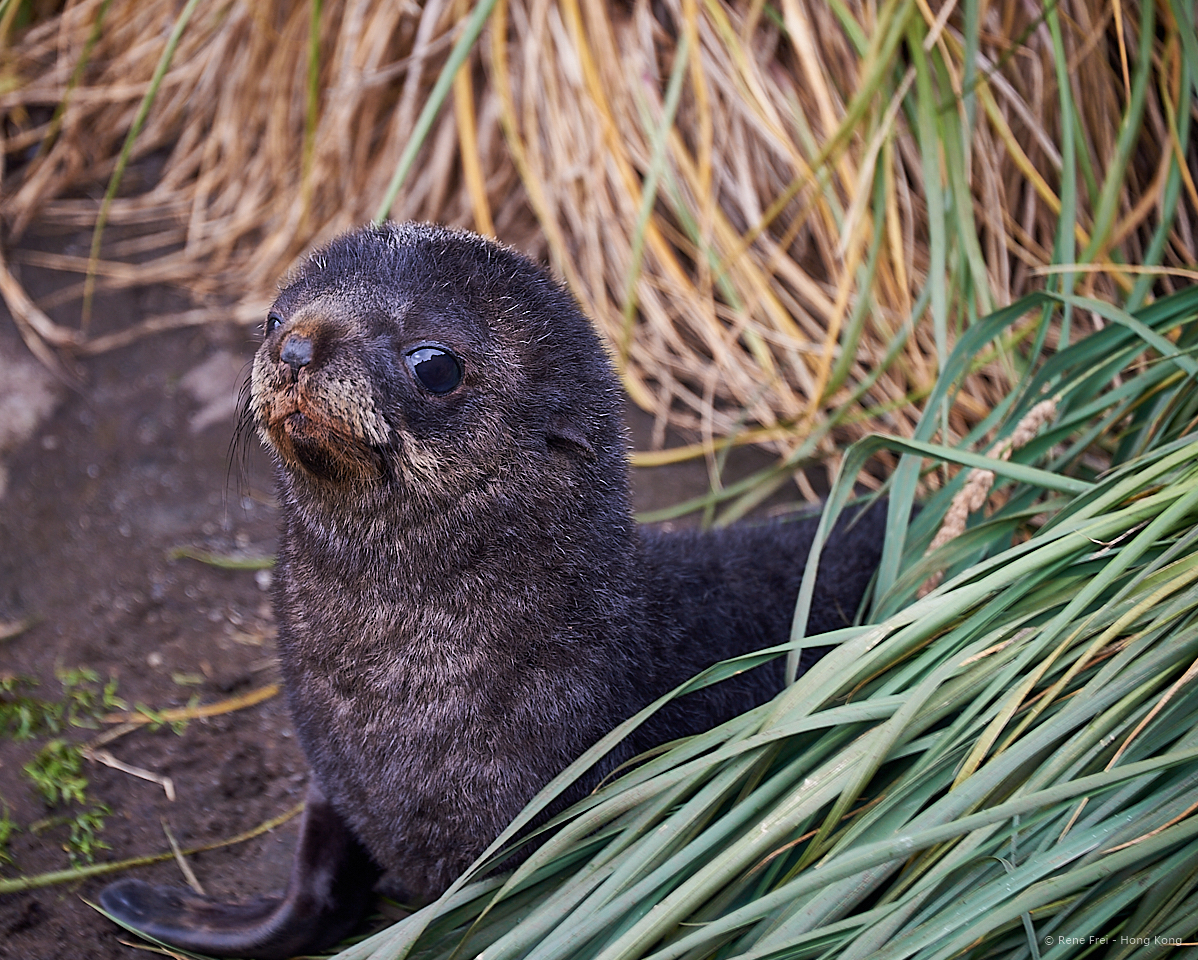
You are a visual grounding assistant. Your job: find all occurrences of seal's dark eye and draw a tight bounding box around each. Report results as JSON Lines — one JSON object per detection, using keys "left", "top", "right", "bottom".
{"left": 406, "top": 346, "right": 463, "bottom": 394}
{"left": 264, "top": 312, "right": 284, "bottom": 336}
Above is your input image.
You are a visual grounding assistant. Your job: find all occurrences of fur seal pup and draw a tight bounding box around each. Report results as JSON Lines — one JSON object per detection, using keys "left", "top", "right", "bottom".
{"left": 100, "top": 222, "right": 888, "bottom": 958}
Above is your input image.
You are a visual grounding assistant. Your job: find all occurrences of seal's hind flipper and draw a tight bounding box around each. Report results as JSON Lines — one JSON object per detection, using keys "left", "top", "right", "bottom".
{"left": 98, "top": 882, "right": 293, "bottom": 956}
{"left": 99, "top": 783, "right": 378, "bottom": 959}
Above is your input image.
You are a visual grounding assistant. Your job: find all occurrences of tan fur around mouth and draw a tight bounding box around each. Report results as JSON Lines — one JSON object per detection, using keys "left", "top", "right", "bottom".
{"left": 257, "top": 380, "right": 385, "bottom": 483}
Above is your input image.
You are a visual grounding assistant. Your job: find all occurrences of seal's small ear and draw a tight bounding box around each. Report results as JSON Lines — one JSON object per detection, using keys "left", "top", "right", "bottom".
{"left": 547, "top": 418, "right": 596, "bottom": 460}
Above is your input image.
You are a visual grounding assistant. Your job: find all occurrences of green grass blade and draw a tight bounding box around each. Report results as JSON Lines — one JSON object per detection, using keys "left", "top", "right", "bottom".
{"left": 81, "top": 0, "right": 202, "bottom": 324}
{"left": 374, "top": 0, "right": 498, "bottom": 222}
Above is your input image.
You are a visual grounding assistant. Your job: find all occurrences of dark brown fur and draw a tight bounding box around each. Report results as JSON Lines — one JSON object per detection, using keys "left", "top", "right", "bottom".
{"left": 101, "top": 223, "right": 888, "bottom": 958}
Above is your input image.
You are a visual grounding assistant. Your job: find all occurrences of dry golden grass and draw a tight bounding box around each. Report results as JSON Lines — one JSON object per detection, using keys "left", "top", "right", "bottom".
{"left": 0, "top": 0, "right": 1193, "bottom": 484}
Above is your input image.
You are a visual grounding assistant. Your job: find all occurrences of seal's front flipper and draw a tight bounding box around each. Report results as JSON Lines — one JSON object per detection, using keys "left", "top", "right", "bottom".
{"left": 99, "top": 782, "right": 379, "bottom": 959}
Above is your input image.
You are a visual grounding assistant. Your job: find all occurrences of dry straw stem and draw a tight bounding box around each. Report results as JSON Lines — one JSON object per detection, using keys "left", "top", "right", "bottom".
{"left": 0, "top": 0, "right": 1194, "bottom": 474}
{"left": 100, "top": 683, "right": 279, "bottom": 726}
{"left": 0, "top": 800, "right": 304, "bottom": 895}
{"left": 83, "top": 747, "right": 176, "bottom": 802}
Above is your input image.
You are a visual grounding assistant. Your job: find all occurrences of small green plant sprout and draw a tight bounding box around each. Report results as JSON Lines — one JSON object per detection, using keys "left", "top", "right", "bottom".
{"left": 57, "top": 666, "right": 126, "bottom": 728}
{"left": 24, "top": 739, "right": 88, "bottom": 807}
{"left": 1, "top": 670, "right": 130, "bottom": 867}
{"left": 0, "top": 799, "right": 18, "bottom": 867}
{"left": 1, "top": 668, "right": 126, "bottom": 740}
{"left": 0, "top": 673, "right": 51, "bottom": 740}
{"left": 66, "top": 804, "right": 111, "bottom": 865}
{"left": 23, "top": 740, "right": 115, "bottom": 864}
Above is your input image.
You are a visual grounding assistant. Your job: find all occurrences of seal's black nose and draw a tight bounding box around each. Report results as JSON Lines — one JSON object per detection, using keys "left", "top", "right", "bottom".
{"left": 281, "top": 334, "right": 314, "bottom": 375}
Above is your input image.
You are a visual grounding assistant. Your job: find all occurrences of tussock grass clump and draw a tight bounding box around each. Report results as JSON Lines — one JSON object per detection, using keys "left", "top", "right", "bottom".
{"left": 1, "top": 0, "right": 1194, "bottom": 475}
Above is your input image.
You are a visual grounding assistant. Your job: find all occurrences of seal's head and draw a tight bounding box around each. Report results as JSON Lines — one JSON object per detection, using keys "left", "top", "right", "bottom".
{"left": 249, "top": 222, "right": 627, "bottom": 513}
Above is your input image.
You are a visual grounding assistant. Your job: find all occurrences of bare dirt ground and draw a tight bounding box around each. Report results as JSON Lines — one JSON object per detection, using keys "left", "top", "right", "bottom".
{"left": 0, "top": 226, "right": 305, "bottom": 959}
{"left": 0, "top": 225, "right": 793, "bottom": 959}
